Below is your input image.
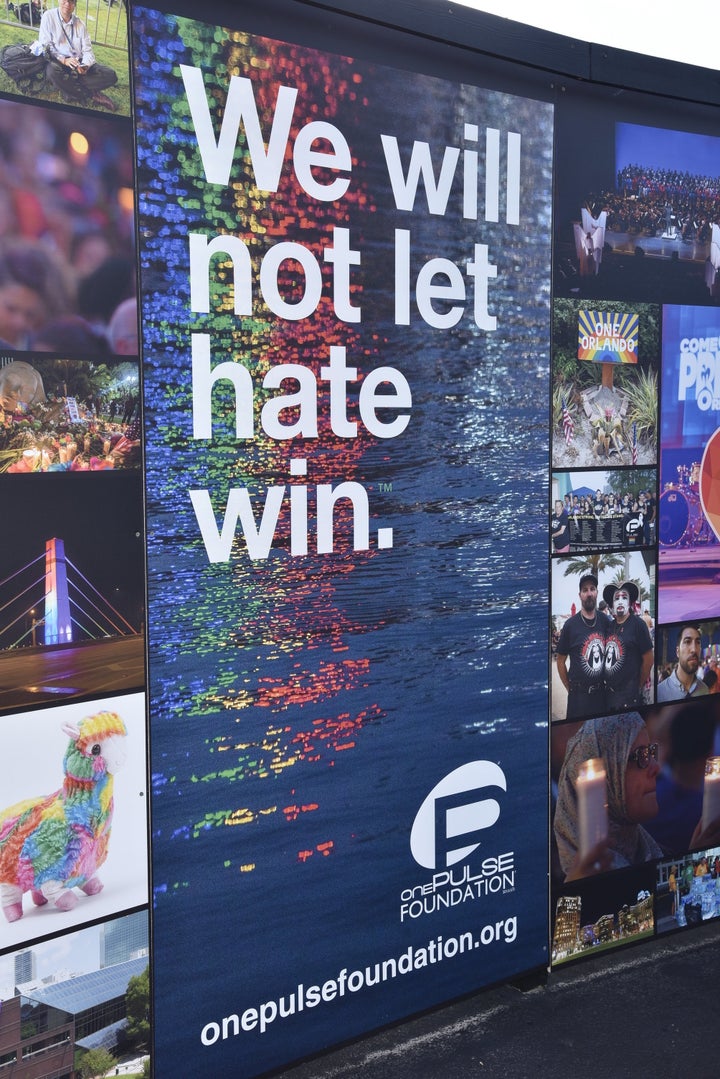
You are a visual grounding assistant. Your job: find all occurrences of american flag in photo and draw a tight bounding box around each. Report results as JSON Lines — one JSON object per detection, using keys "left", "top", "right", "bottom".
{"left": 114, "top": 415, "right": 142, "bottom": 455}
{"left": 562, "top": 396, "right": 574, "bottom": 445}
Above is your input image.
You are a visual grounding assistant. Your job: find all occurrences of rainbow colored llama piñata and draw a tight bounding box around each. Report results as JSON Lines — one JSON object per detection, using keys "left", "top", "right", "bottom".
{"left": 0, "top": 711, "right": 127, "bottom": 922}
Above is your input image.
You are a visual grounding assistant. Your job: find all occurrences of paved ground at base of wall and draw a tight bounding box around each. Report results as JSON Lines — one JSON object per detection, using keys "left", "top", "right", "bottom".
{"left": 270, "top": 921, "right": 720, "bottom": 1078}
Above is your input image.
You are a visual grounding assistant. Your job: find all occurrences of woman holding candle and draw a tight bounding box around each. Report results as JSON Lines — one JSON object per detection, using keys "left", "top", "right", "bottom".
{"left": 644, "top": 704, "right": 716, "bottom": 853}
{"left": 554, "top": 712, "right": 663, "bottom": 881}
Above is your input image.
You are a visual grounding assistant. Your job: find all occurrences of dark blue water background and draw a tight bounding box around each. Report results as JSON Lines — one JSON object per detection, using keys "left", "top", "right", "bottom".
{"left": 133, "top": 9, "right": 553, "bottom": 1074}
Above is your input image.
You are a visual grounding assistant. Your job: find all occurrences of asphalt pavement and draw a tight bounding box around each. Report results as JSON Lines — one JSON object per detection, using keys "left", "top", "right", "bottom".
{"left": 270, "top": 920, "right": 720, "bottom": 1079}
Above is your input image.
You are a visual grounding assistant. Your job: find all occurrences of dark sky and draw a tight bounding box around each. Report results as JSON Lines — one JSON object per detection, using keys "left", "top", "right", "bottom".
{"left": 555, "top": 862, "right": 656, "bottom": 926}
{"left": 0, "top": 472, "right": 144, "bottom": 641}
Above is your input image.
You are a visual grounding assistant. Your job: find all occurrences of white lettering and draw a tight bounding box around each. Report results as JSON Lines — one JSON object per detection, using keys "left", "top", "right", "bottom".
{"left": 181, "top": 65, "right": 296, "bottom": 188}
{"left": 381, "top": 134, "right": 459, "bottom": 215}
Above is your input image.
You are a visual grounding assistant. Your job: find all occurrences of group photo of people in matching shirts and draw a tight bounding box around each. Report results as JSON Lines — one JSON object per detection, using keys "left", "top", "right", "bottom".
{"left": 552, "top": 480, "right": 656, "bottom": 554}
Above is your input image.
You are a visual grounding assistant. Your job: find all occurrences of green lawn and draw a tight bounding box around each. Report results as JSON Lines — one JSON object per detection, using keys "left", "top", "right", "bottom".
{"left": 0, "top": 15, "right": 131, "bottom": 116}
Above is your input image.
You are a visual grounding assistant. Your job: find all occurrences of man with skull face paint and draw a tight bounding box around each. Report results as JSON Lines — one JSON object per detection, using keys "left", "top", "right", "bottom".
{"left": 602, "top": 581, "right": 654, "bottom": 710}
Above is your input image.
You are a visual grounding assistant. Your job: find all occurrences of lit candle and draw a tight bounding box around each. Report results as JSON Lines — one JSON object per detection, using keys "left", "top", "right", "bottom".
{"left": 576, "top": 757, "right": 608, "bottom": 859}
{"left": 702, "top": 756, "right": 720, "bottom": 833}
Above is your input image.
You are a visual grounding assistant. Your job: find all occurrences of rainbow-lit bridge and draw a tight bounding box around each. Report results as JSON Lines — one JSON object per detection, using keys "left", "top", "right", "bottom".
{"left": 1, "top": 537, "right": 138, "bottom": 649}
{"left": 0, "top": 538, "right": 145, "bottom": 710}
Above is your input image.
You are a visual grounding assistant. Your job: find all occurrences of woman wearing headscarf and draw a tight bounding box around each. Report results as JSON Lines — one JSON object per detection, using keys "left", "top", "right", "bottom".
{"left": 554, "top": 712, "right": 663, "bottom": 881}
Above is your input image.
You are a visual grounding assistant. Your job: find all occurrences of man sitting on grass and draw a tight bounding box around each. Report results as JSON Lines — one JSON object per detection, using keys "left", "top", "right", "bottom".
{"left": 34, "top": 0, "right": 118, "bottom": 110}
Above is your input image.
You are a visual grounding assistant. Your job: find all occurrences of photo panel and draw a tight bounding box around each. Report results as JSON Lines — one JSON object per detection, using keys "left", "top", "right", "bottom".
{"left": 551, "top": 467, "right": 657, "bottom": 555}
{"left": 552, "top": 298, "right": 659, "bottom": 468}
{"left": 551, "top": 863, "right": 655, "bottom": 966}
{"left": 0, "top": 908, "right": 149, "bottom": 1074}
{"left": 658, "top": 303, "right": 720, "bottom": 624}
{"left": 0, "top": 0, "right": 130, "bottom": 117}
{"left": 0, "top": 8, "right": 147, "bottom": 1071}
{"left": 552, "top": 549, "right": 656, "bottom": 723}
{"left": 0, "top": 909, "right": 149, "bottom": 997}
{"left": 133, "top": 8, "right": 556, "bottom": 1072}
{"left": 1, "top": 353, "right": 140, "bottom": 472}
{"left": 1, "top": 3, "right": 717, "bottom": 1073}
{"left": 552, "top": 709, "right": 661, "bottom": 886}
{"left": 655, "top": 619, "right": 720, "bottom": 702}
{"left": 0, "top": 97, "right": 134, "bottom": 354}
{"left": 552, "top": 698, "right": 720, "bottom": 888}
{"left": 644, "top": 695, "right": 720, "bottom": 857}
{"left": 0, "top": 470, "right": 144, "bottom": 712}
{"left": 554, "top": 101, "right": 720, "bottom": 307}
{"left": 655, "top": 846, "right": 720, "bottom": 936}
{"left": 0, "top": 690, "right": 147, "bottom": 953}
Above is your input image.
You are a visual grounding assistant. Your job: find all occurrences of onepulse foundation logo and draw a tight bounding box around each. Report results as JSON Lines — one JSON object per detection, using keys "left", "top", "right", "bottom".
{"left": 410, "top": 760, "right": 507, "bottom": 869}
{"left": 401, "top": 761, "right": 514, "bottom": 923}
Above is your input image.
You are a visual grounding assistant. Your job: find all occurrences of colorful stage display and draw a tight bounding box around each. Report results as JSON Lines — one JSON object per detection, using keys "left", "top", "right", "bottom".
{"left": 659, "top": 304, "right": 720, "bottom": 622}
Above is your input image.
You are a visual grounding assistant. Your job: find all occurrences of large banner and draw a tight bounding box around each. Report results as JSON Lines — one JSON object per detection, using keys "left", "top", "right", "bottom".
{"left": 133, "top": 8, "right": 553, "bottom": 1074}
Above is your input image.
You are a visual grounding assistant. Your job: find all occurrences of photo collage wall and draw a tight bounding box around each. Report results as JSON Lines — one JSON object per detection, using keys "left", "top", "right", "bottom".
{"left": 2, "top": 1, "right": 720, "bottom": 1075}
{"left": 0, "top": 3, "right": 149, "bottom": 1068}
{"left": 550, "top": 91, "right": 720, "bottom": 965}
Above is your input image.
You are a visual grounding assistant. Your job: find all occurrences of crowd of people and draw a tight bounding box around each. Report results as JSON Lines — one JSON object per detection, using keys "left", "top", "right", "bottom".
{"left": 0, "top": 388, "right": 140, "bottom": 471}
{"left": 0, "top": 343, "right": 140, "bottom": 472}
{"left": 582, "top": 164, "right": 720, "bottom": 245}
{"left": 0, "top": 96, "right": 134, "bottom": 351}
{"left": 617, "top": 164, "right": 720, "bottom": 212}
